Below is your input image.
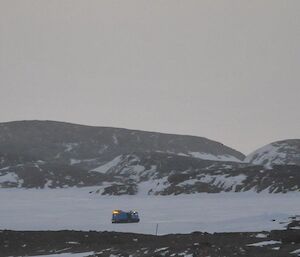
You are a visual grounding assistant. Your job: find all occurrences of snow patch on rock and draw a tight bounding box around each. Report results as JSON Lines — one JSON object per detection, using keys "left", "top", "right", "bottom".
{"left": 92, "top": 156, "right": 123, "bottom": 173}
{"left": 247, "top": 240, "right": 281, "bottom": 247}
{"left": 188, "top": 152, "right": 243, "bottom": 162}
{"left": 0, "top": 172, "right": 19, "bottom": 183}
{"left": 198, "top": 174, "right": 247, "bottom": 190}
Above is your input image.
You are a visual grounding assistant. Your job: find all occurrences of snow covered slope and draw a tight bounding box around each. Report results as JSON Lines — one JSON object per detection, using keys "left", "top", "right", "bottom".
{"left": 0, "top": 187, "right": 299, "bottom": 233}
{"left": 91, "top": 152, "right": 300, "bottom": 195}
{"left": 245, "top": 139, "right": 300, "bottom": 168}
{"left": 1, "top": 151, "right": 299, "bottom": 193}
{"left": 0, "top": 121, "right": 299, "bottom": 194}
{"left": 0, "top": 120, "right": 246, "bottom": 190}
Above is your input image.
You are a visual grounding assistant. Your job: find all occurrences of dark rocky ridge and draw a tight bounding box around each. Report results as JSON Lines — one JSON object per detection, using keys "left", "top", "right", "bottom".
{"left": 1, "top": 223, "right": 299, "bottom": 257}
{"left": 0, "top": 120, "right": 245, "bottom": 165}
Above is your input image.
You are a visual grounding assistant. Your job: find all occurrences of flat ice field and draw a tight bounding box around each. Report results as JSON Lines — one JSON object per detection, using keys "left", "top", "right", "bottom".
{"left": 0, "top": 188, "right": 299, "bottom": 235}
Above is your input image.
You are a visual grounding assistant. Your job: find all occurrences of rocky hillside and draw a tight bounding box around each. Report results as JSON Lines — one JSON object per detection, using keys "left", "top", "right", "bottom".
{"left": 245, "top": 139, "right": 300, "bottom": 168}
{"left": 0, "top": 120, "right": 244, "bottom": 166}
{"left": 1, "top": 151, "right": 299, "bottom": 193}
{"left": 91, "top": 152, "right": 300, "bottom": 195}
{"left": 0, "top": 120, "right": 299, "bottom": 194}
{"left": 2, "top": 224, "right": 300, "bottom": 257}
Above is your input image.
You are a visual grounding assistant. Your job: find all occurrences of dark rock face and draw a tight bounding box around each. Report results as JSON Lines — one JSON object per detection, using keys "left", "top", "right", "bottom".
{"left": 0, "top": 120, "right": 299, "bottom": 194}
{"left": 0, "top": 120, "right": 245, "bottom": 165}
{"left": 1, "top": 225, "right": 299, "bottom": 257}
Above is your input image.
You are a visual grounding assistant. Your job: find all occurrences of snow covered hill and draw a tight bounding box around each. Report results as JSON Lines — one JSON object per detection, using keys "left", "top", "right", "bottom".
{"left": 91, "top": 152, "right": 300, "bottom": 195}
{"left": 245, "top": 139, "right": 300, "bottom": 168}
{"left": 2, "top": 151, "right": 298, "bottom": 193}
{"left": 0, "top": 121, "right": 299, "bottom": 194}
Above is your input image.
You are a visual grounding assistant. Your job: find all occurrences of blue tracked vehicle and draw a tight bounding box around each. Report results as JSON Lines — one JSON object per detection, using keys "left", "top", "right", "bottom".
{"left": 112, "top": 210, "right": 140, "bottom": 223}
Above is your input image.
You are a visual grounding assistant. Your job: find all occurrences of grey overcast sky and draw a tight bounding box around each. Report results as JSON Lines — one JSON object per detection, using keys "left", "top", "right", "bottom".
{"left": 0, "top": 0, "right": 299, "bottom": 154}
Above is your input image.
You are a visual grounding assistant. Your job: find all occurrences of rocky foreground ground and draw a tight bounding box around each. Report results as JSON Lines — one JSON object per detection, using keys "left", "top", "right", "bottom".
{"left": 1, "top": 219, "right": 299, "bottom": 257}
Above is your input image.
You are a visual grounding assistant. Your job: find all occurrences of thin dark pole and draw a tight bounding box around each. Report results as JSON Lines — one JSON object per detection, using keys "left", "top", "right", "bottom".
{"left": 155, "top": 223, "right": 159, "bottom": 236}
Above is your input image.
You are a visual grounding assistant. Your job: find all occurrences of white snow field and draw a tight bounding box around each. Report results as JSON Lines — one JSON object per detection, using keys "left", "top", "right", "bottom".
{"left": 0, "top": 187, "right": 299, "bottom": 235}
